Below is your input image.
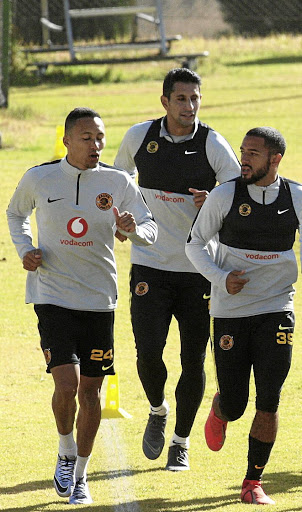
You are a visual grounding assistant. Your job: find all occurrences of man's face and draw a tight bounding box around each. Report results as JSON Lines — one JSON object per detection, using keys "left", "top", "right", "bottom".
{"left": 240, "top": 135, "right": 275, "bottom": 185}
{"left": 161, "top": 81, "right": 201, "bottom": 134}
{"left": 63, "top": 116, "right": 106, "bottom": 170}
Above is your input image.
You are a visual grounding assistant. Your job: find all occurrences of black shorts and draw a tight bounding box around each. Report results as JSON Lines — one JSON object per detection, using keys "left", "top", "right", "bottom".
{"left": 34, "top": 304, "right": 115, "bottom": 377}
{"left": 130, "top": 264, "right": 211, "bottom": 365}
{"left": 211, "top": 311, "right": 294, "bottom": 419}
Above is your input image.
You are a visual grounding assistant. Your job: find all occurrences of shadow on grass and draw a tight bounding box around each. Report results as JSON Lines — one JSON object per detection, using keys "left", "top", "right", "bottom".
{"left": 1, "top": 470, "right": 302, "bottom": 511}
{"left": 227, "top": 55, "right": 302, "bottom": 67}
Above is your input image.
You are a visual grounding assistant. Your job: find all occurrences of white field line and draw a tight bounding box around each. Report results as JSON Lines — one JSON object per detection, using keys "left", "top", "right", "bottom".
{"left": 101, "top": 418, "right": 141, "bottom": 512}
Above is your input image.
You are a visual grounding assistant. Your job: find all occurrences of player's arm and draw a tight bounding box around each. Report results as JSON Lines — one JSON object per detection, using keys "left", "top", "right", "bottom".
{"left": 115, "top": 176, "right": 157, "bottom": 246}
{"left": 6, "top": 172, "right": 39, "bottom": 264}
{"left": 206, "top": 130, "right": 241, "bottom": 184}
{"left": 289, "top": 181, "right": 302, "bottom": 271}
{"left": 187, "top": 131, "right": 240, "bottom": 210}
{"left": 186, "top": 182, "right": 247, "bottom": 293}
{"left": 114, "top": 122, "right": 150, "bottom": 178}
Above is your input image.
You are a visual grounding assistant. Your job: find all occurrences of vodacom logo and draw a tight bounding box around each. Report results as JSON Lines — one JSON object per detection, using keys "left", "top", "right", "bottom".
{"left": 67, "top": 217, "right": 88, "bottom": 238}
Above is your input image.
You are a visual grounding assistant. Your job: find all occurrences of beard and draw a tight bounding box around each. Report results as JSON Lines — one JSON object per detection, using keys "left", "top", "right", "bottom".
{"left": 240, "top": 160, "right": 270, "bottom": 185}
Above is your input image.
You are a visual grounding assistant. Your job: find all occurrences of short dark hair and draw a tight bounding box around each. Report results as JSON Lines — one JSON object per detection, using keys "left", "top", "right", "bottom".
{"left": 245, "top": 127, "right": 286, "bottom": 156}
{"left": 163, "top": 68, "right": 201, "bottom": 99}
{"left": 65, "top": 107, "right": 102, "bottom": 133}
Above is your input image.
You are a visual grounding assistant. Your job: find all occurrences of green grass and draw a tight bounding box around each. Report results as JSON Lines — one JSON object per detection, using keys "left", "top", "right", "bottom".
{"left": 1, "top": 35, "right": 302, "bottom": 511}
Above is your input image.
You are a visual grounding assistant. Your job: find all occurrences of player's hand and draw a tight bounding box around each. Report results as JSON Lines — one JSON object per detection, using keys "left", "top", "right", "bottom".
{"left": 188, "top": 188, "right": 209, "bottom": 208}
{"left": 23, "top": 249, "right": 42, "bottom": 271}
{"left": 115, "top": 230, "right": 128, "bottom": 243}
{"left": 226, "top": 270, "right": 250, "bottom": 295}
{"left": 113, "top": 206, "right": 136, "bottom": 233}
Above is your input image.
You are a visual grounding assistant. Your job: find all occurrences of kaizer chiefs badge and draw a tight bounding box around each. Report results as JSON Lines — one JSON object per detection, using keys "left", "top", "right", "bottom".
{"left": 239, "top": 203, "right": 251, "bottom": 216}
{"left": 44, "top": 348, "right": 52, "bottom": 364}
{"left": 96, "top": 193, "right": 113, "bottom": 211}
{"left": 135, "top": 282, "right": 149, "bottom": 296}
{"left": 147, "top": 141, "right": 159, "bottom": 153}
{"left": 219, "top": 335, "right": 234, "bottom": 350}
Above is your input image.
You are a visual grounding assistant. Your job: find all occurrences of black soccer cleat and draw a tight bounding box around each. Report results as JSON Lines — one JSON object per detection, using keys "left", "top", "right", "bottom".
{"left": 165, "top": 444, "right": 190, "bottom": 471}
{"left": 142, "top": 413, "right": 167, "bottom": 460}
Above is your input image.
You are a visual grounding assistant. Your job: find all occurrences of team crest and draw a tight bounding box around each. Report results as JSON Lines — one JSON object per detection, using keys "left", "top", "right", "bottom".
{"left": 44, "top": 348, "right": 52, "bottom": 365}
{"left": 146, "top": 141, "right": 159, "bottom": 153}
{"left": 96, "top": 193, "right": 113, "bottom": 211}
{"left": 135, "top": 282, "right": 149, "bottom": 296}
{"left": 219, "top": 335, "right": 234, "bottom": 350}
{"left": 239, "top": 203, "right": 251, "bottom": 216}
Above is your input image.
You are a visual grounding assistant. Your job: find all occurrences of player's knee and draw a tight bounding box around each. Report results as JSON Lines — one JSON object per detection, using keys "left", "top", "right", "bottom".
{"left": 54, "top": 382, "right": 78, "bottom": 403}
{"left": 78, "top": 387, "right": 101, "bottom": 409}
{"left": 181, "top": 354, "right": 206, "bottom": 372}
{"left": 220, "top": 399, "right": 247, "bottom": 422}
{"left": 137, "top": 353, "right": 163, "bottom": 371}
{"left": 256, "top": 396, "right": 279, "bottom": 413}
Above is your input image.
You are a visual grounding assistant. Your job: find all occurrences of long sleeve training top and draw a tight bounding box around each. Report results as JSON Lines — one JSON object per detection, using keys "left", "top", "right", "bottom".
{"left": 7, "top": 157, "right": 157, "bottom": 311}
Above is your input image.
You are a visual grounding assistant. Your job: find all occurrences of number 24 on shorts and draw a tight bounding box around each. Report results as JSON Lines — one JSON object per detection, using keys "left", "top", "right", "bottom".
{"left": 90, "top": 349, "right": 113, "bottom": 361}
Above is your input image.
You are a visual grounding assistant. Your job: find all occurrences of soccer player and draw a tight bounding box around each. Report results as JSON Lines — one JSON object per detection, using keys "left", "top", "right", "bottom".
{"left": 6, "top": 107, "right": 157, "bottom": 505}
{"left": 186, "top": 126, "right": 302, "bottom": 503}
{"left": 114, "top": 68, "right": 240, "bottom": 470}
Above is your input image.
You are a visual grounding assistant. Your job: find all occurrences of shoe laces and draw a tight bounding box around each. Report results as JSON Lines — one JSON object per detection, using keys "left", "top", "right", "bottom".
{"left": 148, "top": 414, "right": 166, "bottom": 431}
{"left": 73, "top": 477, "right": 87, "bottom": 499}
{"left": 57, "top": 456, "right": 76, "bottom": 484}
{"left": 174, "top": 445, "right": 188, "bottom": 463}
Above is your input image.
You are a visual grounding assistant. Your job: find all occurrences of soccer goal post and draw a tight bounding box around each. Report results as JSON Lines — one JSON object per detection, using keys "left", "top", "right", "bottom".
{"left": 0, "top": 0, "right": 11, "bottom": 108}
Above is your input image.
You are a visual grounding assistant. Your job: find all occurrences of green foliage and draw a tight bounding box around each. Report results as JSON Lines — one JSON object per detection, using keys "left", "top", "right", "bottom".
{"left": 217, "top": 0, "right": 302, "bottom": 36}
{"left": 1, "top": 35, "right": 302, "bottom": 511}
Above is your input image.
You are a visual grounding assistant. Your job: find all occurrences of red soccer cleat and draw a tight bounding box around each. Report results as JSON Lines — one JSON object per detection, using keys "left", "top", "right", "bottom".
{"left": 241, "top": 479, "right": 275, "bottom": 505}
{"left": 204, "top": 393, "right": 228, "bottom": 451}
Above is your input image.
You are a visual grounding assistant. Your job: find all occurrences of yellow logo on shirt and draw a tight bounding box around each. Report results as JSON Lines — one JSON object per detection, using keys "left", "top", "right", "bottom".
{"left": 147, "top": 141, "right": 159, "bottom": 153}
{"left": 239, "top": 203, "right": 251, "bottom": 216}
{"left": 239, "top": 203, "right": 252, "bottom": 217}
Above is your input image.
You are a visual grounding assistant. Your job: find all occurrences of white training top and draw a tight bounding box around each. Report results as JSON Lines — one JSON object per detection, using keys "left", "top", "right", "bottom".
{"left": 7, "top": 157, "right": 157, "bottom": 311}
{"left": 115, "top": 117, "right": 241, "bottom": 272}
{"left": 186, "top": 176, "right": 302, "bottom": 317}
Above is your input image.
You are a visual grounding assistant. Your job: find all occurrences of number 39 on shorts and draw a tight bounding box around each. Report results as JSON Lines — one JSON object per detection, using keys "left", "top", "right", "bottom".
{"left": 276, "top": 332, "right": 293, "bottom": 345}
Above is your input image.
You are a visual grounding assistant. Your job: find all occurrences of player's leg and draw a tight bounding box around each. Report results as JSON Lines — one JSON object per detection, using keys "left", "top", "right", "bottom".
{"left": 69, "top": 310, "right": 115, "bottom": 505}
{"left": 35, "top": 304, "right": 79, "bottom": 498}
{"left": 241, "top": 311, "right": 294, "bottom": 505}
{"left": 205, "top": 317, "right": 251, "bottom": 451}
{"left": 166, "top": 272, "right": 210, "bottom": 471}
{"left": 130, "top": 264, "right": 172, "bottom": 459}
{"left": 76, "top": 375, "right": 104, "bottom": 456}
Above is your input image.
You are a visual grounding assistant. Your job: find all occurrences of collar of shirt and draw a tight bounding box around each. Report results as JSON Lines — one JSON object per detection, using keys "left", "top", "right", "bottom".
{"left": 247, "top": 175, "right": 280, "bottom": 205}
{"left": 60, "top": 156, "right": 99, "bottom": 177}
{"left": 160, "top": 116, "right": 199, "bottom": 143}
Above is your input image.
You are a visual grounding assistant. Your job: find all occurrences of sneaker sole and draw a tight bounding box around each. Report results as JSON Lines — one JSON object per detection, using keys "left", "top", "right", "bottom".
{"left": 143, "top": 438, "right": 164, "bottom": 460}
{"left": 165, "top": 465, "right": 190, "bottom": 471}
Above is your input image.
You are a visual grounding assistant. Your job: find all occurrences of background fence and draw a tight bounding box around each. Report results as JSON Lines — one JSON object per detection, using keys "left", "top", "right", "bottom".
{"left": 0, "top": 0, "right": 11, "bottom": 107}
{"left": 11, "top": 0, "right": 302, "bottom": 46}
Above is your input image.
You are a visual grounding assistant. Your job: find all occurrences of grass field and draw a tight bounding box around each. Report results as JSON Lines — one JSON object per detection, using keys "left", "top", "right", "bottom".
{"left": 1, "top": 35, "right": 302, "bottom": 511}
